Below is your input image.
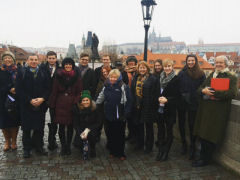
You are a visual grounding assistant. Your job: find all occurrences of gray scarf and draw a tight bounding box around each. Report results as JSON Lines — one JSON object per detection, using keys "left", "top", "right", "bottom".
{"left": 79, "top": 65, "right": 89, "bottom": 78}
{"left": 160, "top": 70, "right": 175, "bottom": 89}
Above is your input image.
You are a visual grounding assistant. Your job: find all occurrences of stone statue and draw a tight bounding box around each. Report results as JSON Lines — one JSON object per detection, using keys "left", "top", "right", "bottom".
{"left": 91, "top": 33, "right": 100, "bottom": 59}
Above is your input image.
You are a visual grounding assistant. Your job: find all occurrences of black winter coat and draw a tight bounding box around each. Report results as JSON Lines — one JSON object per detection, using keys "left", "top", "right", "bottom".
{"left": 160, "top": 76, "right": 180, "bottom": 123}
{"left": 73, "top": 103, "right": 100, "bottom": 132}
{"left": 78, "top": 67, "right": 97, "bottom": 98}
{"left": 178, "top": 69, "right": 206, "bottom": 110}
{"left": 131, "top": 74, "right": 159, "bottom": 124}
{"left": 16, "top": 66, "right": 50, "bottom": 130}
{"left": 0, "top": 68, "right": 20, "bottom": 129}
{"left": 40, "top": 62, "right": 61, "bottom": 104}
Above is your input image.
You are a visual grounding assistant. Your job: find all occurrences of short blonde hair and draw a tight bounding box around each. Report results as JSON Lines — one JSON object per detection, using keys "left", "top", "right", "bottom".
{"left": 163, "top": 59, "right": 174, "bottom": 67}
{"left": 108, "top": 69, "right": 121, "bottom": 79}
{"left": 137, "top": 61, "right": 150, "bottom": 74}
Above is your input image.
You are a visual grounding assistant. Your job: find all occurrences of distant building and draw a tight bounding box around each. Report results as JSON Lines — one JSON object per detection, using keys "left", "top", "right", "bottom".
{"left": 66, "top": 44, "right": 78, "bottom": 61}
{"left": 188, "top": 43, "right": 240, "bottom": 53}
{"left": 123, "top": 50, "right": 214, "bottom": 76}
{"left": 111, "top": 29, "right": 186, "bottom": 55}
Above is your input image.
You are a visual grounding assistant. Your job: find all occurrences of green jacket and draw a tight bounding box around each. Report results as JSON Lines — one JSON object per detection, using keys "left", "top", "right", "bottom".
{"left": 194, "top": 71, "right": 238, "bottom": 144}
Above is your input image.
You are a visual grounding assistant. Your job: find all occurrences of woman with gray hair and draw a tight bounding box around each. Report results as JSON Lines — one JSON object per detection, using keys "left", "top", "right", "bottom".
{"left": 0, "top": 51, "right": 20, "bottom": 151}
{"left": 192, "top": 55, "right": 238, "bottom": 167}
{"left": 96, "top": 69, "right": 132, "bottom": 160}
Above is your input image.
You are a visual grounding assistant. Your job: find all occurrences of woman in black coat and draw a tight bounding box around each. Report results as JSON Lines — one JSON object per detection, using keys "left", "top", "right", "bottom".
{"left": 16, "top": 54, "right": 50, "bottom": 158}
{"left": 131, "top": 61, "right": 159, "bottom": 153}
{"left": 73, "top": 90, "right": 100, "bottom": 159}
{"left": 0, "top": 51, "right": 20, "bottom": 151}
{"left": 156, "top": 59, "right": 180, "bottom": 161}
{"left": 177, "top": 54, "right": 206, "bottom": 159}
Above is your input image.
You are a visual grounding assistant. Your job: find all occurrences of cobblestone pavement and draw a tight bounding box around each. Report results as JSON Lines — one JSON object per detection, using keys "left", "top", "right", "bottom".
{"left": 0, "top": 113, "right": 239, "bottom": 180}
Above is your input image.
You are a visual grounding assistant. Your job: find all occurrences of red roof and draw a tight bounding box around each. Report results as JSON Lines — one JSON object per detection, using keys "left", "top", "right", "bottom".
{"left": 123, "top": 50, "right": 214, "bottom": 70}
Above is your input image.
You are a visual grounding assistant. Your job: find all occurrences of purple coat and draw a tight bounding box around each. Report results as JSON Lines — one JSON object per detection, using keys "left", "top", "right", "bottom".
{"left": 49, "top": 69, "right": 82, "bottom": 125}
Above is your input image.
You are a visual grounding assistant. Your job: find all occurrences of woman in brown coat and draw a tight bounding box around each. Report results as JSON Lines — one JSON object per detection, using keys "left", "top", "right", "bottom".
{"left": 49, "top": 58, "right": 82, "bottom": 155}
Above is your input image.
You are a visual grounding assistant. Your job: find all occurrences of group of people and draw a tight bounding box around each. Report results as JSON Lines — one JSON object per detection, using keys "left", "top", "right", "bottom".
{"left": 0, "top": 50, "right": 237, "bottom": 167}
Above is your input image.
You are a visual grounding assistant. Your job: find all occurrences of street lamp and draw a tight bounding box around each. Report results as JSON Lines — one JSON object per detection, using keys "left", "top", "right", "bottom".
{"left": 141, "top": 0, "right": 157, "bottom": 62}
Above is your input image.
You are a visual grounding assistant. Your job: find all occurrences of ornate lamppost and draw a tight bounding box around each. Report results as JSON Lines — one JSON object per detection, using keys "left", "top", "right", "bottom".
{"left": 141, "top": 0, "right": 157, "bottom": 62}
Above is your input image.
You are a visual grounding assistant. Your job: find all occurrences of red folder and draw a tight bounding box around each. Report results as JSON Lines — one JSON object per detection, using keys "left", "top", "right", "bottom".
{"left": 211, "top": 78, "right": 230, "bottom": 91}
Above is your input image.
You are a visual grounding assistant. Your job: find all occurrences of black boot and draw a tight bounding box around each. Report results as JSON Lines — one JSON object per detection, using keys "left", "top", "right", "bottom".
{"left": 189, "top": 145, "right": 195, "bottom": 160}
{"left": 66, "top": 126, "right": 73, "bottom": 156}
{"left": 23, "top": 150, "right": 31, "bottom": 158}
{"left": 156, "top": 151, "right": 163, "bottom": 161}
{"left": 181, "top": 142, "right": 187, "bottom": 155}
{"left": 59, "top": 129, "right": 66, "bottom": 156}
{"left": 48, "top": 123, "right": 58, "bottom": 151}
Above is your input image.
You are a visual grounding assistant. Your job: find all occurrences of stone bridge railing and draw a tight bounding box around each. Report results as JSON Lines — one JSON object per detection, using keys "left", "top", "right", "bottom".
{"left": 173, "top": 99, "right": 240, "bottom": 175}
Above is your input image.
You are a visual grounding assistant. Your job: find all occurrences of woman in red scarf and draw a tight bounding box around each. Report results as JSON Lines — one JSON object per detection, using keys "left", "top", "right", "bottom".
{"left": 49, "top": 58, "right": 82, "bottom": 156}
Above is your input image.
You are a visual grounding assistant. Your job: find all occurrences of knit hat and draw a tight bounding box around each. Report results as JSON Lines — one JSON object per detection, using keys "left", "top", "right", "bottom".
{"left": 62, "top": 57, "right": 75, "bottom": 69}
{"left": 1, "top": 51, "right": 16, "bottom": 63}
{"left": 126, "top": 56, "right": 137, "bottom": 65}
{"left": 81, "top": 90, "right": 92, "bottom": 101}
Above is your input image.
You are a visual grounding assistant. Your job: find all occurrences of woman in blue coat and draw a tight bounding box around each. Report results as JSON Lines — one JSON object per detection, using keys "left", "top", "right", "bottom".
{"left": 16, "top": 54, "right": 50, "bottom": 158}
{"left": 96, "top": 69, "right": 132, "bottom": 160}
{"left": 0, "top": 51, "right": 20, "bottom": 151}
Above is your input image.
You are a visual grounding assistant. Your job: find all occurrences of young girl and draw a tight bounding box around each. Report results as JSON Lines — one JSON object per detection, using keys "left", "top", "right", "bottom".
{"left": 73, "top": 90, "right": 100, "bottom": 158}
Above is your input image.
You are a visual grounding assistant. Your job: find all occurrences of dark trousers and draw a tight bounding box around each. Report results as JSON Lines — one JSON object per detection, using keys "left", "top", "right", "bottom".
{"left": 58, "top": 124, "right": 73, "bottom": 148}
{"left": 97, "top": 105, "right": 109, "bottom": 140}
{"left": 135, "top": 123, "right": 144, "bottom": 148}
{"left": 157, "top": 115, "right": 175, "bottom": 154}
{"left": 22, "top": 129, "right": 44, "bottom": 151}
{"left": 200, "top": 138, "right": 216, "bottom": 162}
{"left": 108, "top": 120, "right": 125, "bottom": 157}
{"left": 145, "top": 122, "right": 154, "bottom": 150}
{"left": 126, "top": 116, "right": 136, "bottom": 139}
{"left": 178, "top": 108, "right": 197, "bottom": 146}
{"left": 48, "top": 108, "right": 58, "bottom": 145}
{"left": 76, "top": 127, "right": 97, "bottom": 151}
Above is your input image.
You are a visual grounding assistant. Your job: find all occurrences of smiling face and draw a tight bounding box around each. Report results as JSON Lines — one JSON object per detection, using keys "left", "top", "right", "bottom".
{"left": 187, "top": 57, "right": 196, "bottom": 69}
{"left": 163, "top": 64, "right": 173, "bottom": 76}
{"left": 138, "top": 64, "right": 148, "bottom": 75}
{"left": 81, "top": 97, "right": 91, "bottom": 108}
{"left": 109, "top": 73, "right": 118, "bottom": 84}
{"left": 215, "top": 57, "right": 227, "bottom": 71}
{"left": 3, "top": 56, "right": 14, "bottom": 67}
{"left": 102, "top": 68, "right": 109, "bottom": 79}
{"left": 28, "top": 55, "right": 39, "bottom": 68}
{"left": 102, "top": 56, "right": 111, "bottom": 67}
{"left": 64, "top": 63, "right": 73, "bottom": 72}
{"left": 80, "top": 56, "right": 89, "bottom": 66}
{"left": 47, "top": 55, "right": 57, "bottom": 66}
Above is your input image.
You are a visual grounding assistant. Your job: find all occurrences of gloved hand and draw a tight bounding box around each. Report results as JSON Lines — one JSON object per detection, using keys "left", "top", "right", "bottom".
{"left": 80, "top": 128, "right": 91, "bottom": 140}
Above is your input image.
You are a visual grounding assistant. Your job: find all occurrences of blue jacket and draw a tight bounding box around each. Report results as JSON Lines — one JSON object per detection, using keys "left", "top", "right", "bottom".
{"left": 96, "top": 76, "right": 132, "bottom": 122}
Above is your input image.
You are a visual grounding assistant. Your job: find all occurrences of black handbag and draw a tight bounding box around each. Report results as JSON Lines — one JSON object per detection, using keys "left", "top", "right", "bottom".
{"left": 5, "top": 94, "right": 17, "bottom": 113}
{"left": 4, "top": 94, "right": 17, "bottom": 120}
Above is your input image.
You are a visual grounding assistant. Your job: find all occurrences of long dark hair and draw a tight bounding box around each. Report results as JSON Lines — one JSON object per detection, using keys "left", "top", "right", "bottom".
{"left": 153, "top": 59, "right": 163, "bottom": 74}
{"left": 184, "top": 54, "right": 204, "bottom": 79}
{"left": 183, "top": 54, "right": 204, "bottom": 79}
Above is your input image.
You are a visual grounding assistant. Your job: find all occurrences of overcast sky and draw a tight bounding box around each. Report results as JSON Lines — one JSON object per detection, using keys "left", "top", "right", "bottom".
{"left": 0, "top": 0, "right": 239, "bottom": 48}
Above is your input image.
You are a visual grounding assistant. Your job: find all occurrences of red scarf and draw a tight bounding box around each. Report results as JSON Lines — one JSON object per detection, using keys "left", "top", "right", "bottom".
{"left": 62, "top": 69, "right": 75, "bottom": 77}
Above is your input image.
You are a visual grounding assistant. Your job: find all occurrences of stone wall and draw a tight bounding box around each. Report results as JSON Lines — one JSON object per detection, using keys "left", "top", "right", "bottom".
{"left": 173, "top": 99, "right": 240, "bottom": 175}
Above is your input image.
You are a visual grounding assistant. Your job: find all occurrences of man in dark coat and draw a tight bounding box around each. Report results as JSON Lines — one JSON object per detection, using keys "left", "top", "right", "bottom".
{"left": 40, "top": 51, "right": 60, "bottom": 151}
{"left": 114, "top": 60, "right": 129, "bottom": 85}
{"left": 16, "top": 54, "right": 50, "bottom": 158}
{"left": 73, "top": 53, "right": 97, "bottom": 148}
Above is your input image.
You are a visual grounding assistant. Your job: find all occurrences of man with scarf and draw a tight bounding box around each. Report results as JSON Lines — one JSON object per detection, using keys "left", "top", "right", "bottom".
{"left": 73, "top": 53, "right": 97, "bottom": 148}
{"left": 16, "top": 54, "right": 50, "bottom": 158}
{"left": 192, "top": 55, "right": 238, "bottom": 167}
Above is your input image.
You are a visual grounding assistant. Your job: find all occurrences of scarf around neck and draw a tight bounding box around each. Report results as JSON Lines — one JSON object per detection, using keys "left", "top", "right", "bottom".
{"left": 79, "top": 65, "right": 89, "bottom": 78}
{"left": 160, "top": 70, "right": 175, "bottom": 89}
{"left": 1, "top": 64, "right": 17, "bottom": 81}
{"left": 213, "top": 67, "right": 230, "bottom": 78}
